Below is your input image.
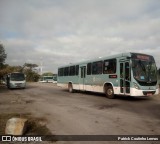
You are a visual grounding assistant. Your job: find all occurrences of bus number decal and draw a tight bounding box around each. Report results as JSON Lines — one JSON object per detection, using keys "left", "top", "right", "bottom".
{"left": 109, "top": 75, "right": 117, "bottom": 78}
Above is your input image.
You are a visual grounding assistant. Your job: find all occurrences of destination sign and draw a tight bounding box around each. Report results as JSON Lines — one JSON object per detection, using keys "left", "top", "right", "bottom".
{"left": 136, "top": 55, "right": 150, "bottom": 60}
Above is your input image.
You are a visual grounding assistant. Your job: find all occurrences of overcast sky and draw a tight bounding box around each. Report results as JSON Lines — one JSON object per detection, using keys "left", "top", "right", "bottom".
{"left": 0, "top": 0, "right": 160, "bottom": 73}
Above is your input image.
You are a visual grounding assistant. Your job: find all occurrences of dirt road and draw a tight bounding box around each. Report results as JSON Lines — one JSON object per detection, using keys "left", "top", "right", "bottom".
{"left": 0, "top": 82, "right": 160, "bottom": 144}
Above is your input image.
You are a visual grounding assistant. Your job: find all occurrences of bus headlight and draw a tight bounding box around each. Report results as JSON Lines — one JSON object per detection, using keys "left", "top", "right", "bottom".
{"left": 133, "top": 82, "right": 140, "bottom": 89}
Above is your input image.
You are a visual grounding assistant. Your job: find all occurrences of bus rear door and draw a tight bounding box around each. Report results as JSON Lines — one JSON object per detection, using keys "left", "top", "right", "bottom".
{"left": 79, "top": 65, "right": 86, "bottom": 91}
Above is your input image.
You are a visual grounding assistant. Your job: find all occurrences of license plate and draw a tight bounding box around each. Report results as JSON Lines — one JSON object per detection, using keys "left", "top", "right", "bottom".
{"left": 16, "top": 84, "right": 21, "bottom": 87}
{"left": 147, "top": 93, "right": 152, "bottom": 96}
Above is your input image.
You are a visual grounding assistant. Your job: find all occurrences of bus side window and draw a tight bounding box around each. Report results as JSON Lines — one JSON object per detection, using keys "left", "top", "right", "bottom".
{"left": 92, "top": 61, "right": 102, "bottom": 75}
{"left": 75, "top": 65, "right": 79, "bottom": 76}
{"left": 69, "top": 65, "right": 75, "bottom": 76}
{"left": 64, "top": 67, "right": 69, "bottom": 76}
{"left": 87, "top": 63, "right": 91, "bottom": 75}
{"left": 58, "top": 68, "right": 64, "bottom": 76}
{"left": 103, "top": 59, "right": 116, "bottom": 74}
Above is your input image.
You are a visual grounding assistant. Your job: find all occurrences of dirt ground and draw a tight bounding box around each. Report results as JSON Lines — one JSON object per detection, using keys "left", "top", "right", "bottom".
{"left": 0, "top": 83, "right": 160, "bottom": 144}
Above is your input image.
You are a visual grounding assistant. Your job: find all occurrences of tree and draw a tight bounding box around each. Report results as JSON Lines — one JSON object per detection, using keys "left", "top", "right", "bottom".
{"left": 0, "top": 44, "right": 7, "bottom": 81}
{"left": 0, "top": 65, "right": 23, "bottom": 78}
{"left": 23, "top": 63, "right": 40, "bottom": 82}
{"left": 24, "top": 69, "right": 40, "bottom": 82}
{"left": 0, "top": 43, "right": 7, "bottom": 68}
{"left": 42, "top": 72, "right": 54, "bottom": 76}
{"left": 24, "top": 63, "right": 38, "bottom": 70}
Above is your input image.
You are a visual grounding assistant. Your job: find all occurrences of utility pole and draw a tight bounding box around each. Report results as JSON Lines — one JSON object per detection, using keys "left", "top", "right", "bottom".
{"left": 40, "top": 57, "right": 43, "bottom": 75}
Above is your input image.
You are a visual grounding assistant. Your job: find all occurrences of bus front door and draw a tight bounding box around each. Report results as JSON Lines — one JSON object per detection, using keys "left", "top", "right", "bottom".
{"left": 120, "top": 61, "right": 131, "bottom": 95}
{"left": 79, "top": 66, "right": 86, "bottom": 91}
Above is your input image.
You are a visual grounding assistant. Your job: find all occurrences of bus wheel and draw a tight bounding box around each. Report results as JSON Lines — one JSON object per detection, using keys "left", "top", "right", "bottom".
{"left": 68, "top": 83, "right": 74, "bottom": 93}
{"left": 105, "top": 85, "right": 115, "bottom": 99}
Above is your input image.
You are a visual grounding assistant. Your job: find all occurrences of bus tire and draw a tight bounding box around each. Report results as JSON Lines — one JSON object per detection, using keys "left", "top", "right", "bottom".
{"left": 105, "top": 85, "right": 115, "bottom": 99}
{"left": 68, "top": 83, "right": 74, "bottom": 93}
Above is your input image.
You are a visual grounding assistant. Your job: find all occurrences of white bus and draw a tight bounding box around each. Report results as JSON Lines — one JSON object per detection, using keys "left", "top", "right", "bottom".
{"left": 58, "top": 52, "right": 159, "bottom": 98}
{"left": 6, "top": 72, "right": 26, "bottom": 89}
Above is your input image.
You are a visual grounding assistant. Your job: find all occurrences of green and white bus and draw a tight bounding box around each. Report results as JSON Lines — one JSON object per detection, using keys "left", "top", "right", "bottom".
{"left": 39, "top": 75, "right": 57, "bottom": 83}
{"left": 57, "top": 52, "right": 159, "bottom": 98}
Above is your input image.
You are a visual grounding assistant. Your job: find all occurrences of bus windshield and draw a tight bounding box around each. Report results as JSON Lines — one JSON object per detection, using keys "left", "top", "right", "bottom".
{"left": 10, "top": 73, "right": 25, "bottom": 81}
{"left": 132, "top": 54, "right": 157, "bottom": 83}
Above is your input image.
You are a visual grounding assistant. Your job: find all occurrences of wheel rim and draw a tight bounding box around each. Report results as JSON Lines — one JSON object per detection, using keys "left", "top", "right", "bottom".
{"left": 107, "top": 89, "right": 113, "bottom": 96}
